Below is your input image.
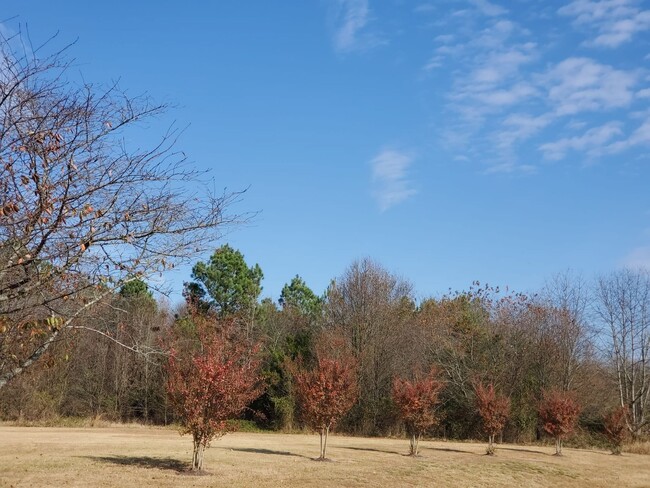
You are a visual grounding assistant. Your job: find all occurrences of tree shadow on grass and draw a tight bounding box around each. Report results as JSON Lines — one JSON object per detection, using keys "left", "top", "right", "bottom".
{"left": 85, "top": 455, "right": 191, "bottom": 473}
{"left": 498, "top": 446, "right": 548, "bottom": 455}
{"left": 224, "top": 447, "right": 311, "bottom": 459}
{"left": 425, "top": 446, "right": 475, "bottom": 455}
{"left": 341, "top": 446, "right": 403, "bottom": 456}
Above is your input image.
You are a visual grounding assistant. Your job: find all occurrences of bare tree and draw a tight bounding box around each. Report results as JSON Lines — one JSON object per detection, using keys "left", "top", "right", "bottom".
{"left": 0, "top": 33, "right": 242, "bottom": 389}
{"left": 541, "top": 270, "right": 591, "bottom": 391}
{"left": 594, "top": 269, "right": 650, "bottom": 437}
{"left": 324, "top": 258, "right": 416, "bottom": 434}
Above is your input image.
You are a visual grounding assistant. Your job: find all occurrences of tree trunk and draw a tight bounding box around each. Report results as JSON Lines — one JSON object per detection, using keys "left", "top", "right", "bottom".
{"left": 555, "top": 437, "right": 562, "bottom": 456}
{"left": 192, "top": 436, "right": 205, "bottom": 470}
{"left": 487, "top": 434, "right": 495, "bottom": 455}
{"left": 320, "top": 425, "right": 330, "bottom": 460}
{"left": 409, "top": 433, "right": 421, "bottom": 456}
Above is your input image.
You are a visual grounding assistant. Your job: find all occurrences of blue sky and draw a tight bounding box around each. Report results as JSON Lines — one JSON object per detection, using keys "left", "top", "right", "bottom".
{"left": 3, "top": 0, "right": 650, "bottom": 303}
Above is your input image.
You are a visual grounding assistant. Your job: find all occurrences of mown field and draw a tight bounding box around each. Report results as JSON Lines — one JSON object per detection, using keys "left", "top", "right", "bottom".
{"left": 0, "top": 426, "right": 648, "bottom": 488}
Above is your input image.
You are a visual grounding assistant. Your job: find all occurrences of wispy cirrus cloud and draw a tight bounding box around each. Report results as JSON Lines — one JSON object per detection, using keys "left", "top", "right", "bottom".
{"left": 605, "top": 118, "right": 650, "bottom": 153}
{"left": 542, "top": 57, "right": 639, "bottom": 115}
{"left": 559, "top": 0, "right": 650, "bottom": 48}
{"left": 325, "top": 0, "right": 650, "bottom": 173}
{"left": 331, "top": 0, "right": 383, "bottom": 53}
{"left": 621, "top": 245, "right": 650, "bottom": 270}
{"left": 414, "top": 3, "right": 436, "bottom": 14}
{"left": 445, "top": 21, "right": 539, "bottom": 123}
{"left": 494, "top": 113, "right": 553, "bottom": 152}
{"left": 468, "top": 0, "right": 508, "bottom": 17}
{"left": 418, "top": 0, "right": 650, "bottom": 172}
{"left": 370, "top": 149, "right": 417, "bottom": 211}
{"left": 539, "top": 121, "right": 624, "bottom": 160}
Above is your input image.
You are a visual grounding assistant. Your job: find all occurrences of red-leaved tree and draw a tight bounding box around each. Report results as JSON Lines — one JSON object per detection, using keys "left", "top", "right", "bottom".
{"left": 474, "top": 382, "right": 510, "bottom": 455}
{"left": 538, "top": 389, "right": 581, "bottom": 456}
{"left": 392, "top": 368, "right": 445, "bottom": 456}
{"left": 292, "top": 353, "right": 357, "bottom": 460}
{"left": 166, "top": 317, "right": 263, "bottom": 471}
{"left": 603, "top": 406, "right": 629, "bottom": 455}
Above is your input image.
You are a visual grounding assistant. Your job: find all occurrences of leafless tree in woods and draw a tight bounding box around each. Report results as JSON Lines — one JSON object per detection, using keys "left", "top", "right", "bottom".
{"left": 325, "top": 258, "right": 417, "bottom": 434}
{"left": 541, "top": 271, "right": 591, "bottom": 391}
{"left": 594, "top": 269, "right": 650, "bottom": 438}
{"left": 0, "top": 32, "right": 242, "bottom": 389}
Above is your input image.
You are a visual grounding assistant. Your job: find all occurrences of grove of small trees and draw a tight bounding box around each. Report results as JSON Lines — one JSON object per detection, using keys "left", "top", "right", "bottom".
{"left": 4, "top": 249, "right": 649, "bottom": 456}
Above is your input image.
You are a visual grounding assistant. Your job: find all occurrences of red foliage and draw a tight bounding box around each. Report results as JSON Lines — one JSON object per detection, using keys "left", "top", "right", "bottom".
{"left": 603, "top": 406, "right": 629, "bottom": 454}
{"left": 392, "top": 368, "right": 445, "bottom": 455}
{"left": 165, "top": 318, "right": 263, "bottom": 470}
{"left": 292, "top": 354, "right": 357, "bottom": 459}
{"left": 474, "top": 382, "right": 510, "bottom": 454}
{"left": 538, "top": 389, "right": 581, "bottom": 455}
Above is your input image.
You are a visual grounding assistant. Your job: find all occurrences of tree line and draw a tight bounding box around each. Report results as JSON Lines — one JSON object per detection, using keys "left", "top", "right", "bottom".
{"left": 2, "top": 244, "right": 648, "bottom": 450}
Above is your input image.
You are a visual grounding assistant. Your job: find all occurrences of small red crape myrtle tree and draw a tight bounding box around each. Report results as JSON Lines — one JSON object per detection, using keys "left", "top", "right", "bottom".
{"left": 292, "top": 352, "right": 358, "bottom": 461}
{"left": 474, "top": 382, "right": 510, "bottom": 455}
{"left": 166, "top": 316, "right": 263, "bottom": 471}
{"left": 538, "top": 389, "right": 581, "bottom": 456}
{"left": 603, "top": 406, "right": 629, "bottom": 455}
{"left": 392, "top": 368, "right": 445, "bottom": 456}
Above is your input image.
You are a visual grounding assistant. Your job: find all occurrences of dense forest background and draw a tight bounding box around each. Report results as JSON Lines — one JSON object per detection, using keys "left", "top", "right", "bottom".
{"left": 2, "top": 244, "right": 648, "bottom": 446}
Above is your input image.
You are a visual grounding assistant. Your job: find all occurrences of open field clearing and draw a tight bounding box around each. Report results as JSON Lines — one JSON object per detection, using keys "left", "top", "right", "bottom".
{"left": 1, "top": 426, "right": 649, "bottom": 487}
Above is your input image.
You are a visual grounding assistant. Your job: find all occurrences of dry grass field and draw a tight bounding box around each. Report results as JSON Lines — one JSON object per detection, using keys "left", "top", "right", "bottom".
{"left": 1, "top": 425, "right": 648, "bottom": 488}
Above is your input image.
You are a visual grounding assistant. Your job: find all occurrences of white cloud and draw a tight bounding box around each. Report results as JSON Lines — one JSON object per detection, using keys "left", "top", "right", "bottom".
{"left": 484, "top": 161, "right": 537, "bottom": 174}
{"left": 495, "top": 113, "right": 553, "bottom": 150}
{"left": 474, "top": 82, "right": 538, "bottom": 107}
{"left": 539, "top": 122, "right": 623, "bottom": 160}
{"left": 419, "top": 2, "right": 649, "bottom": 171}
{"left": 431, "top": 13, "right": 543, "bottom": 170}
{"left": 332, "top": 0, "right": 382, "bottom": 53}
{"left": 542, "top": 57, "right": 638, "bottom": 115}
{"left": 423, "top": 55, "right": 444, "bottom": 71}
{"left": 473, "top": 47, "right": 536, "bottom": 85}
{"left": 440, "top": 17, "right": 537, "bottom": 111}
{"left": 476, "top": 19, "right": 516, "bottom": 47}
{"left": 370, "top": 149, "right": 417, "bottom": 211}
{"left": 450, "top": 41, "right": 538, "bottom": 120}
{"left": 605, "top": 118, "right": 650, "bottom": 153}
{"left": 637, "top": 88, "right": 650, "bottom": 99}
{"left": 434, "top": 34, "right": 454, "bottom": 43}
{"left": 621, "top": 246, "right": 650, "bottom": 270}
{"left": 469, "top": 0, "right": 508, "bottom": 17}
{"left": 559, "top": 0, "right": 650, "bottom": 48}
{"left": 414, "top": 3, "right": 436, "bottom": 14}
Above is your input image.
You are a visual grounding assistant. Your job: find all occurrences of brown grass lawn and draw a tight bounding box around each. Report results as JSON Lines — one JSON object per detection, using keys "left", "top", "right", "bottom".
{"left": 0, "top": 426, "right": 648, "bottom": 488}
